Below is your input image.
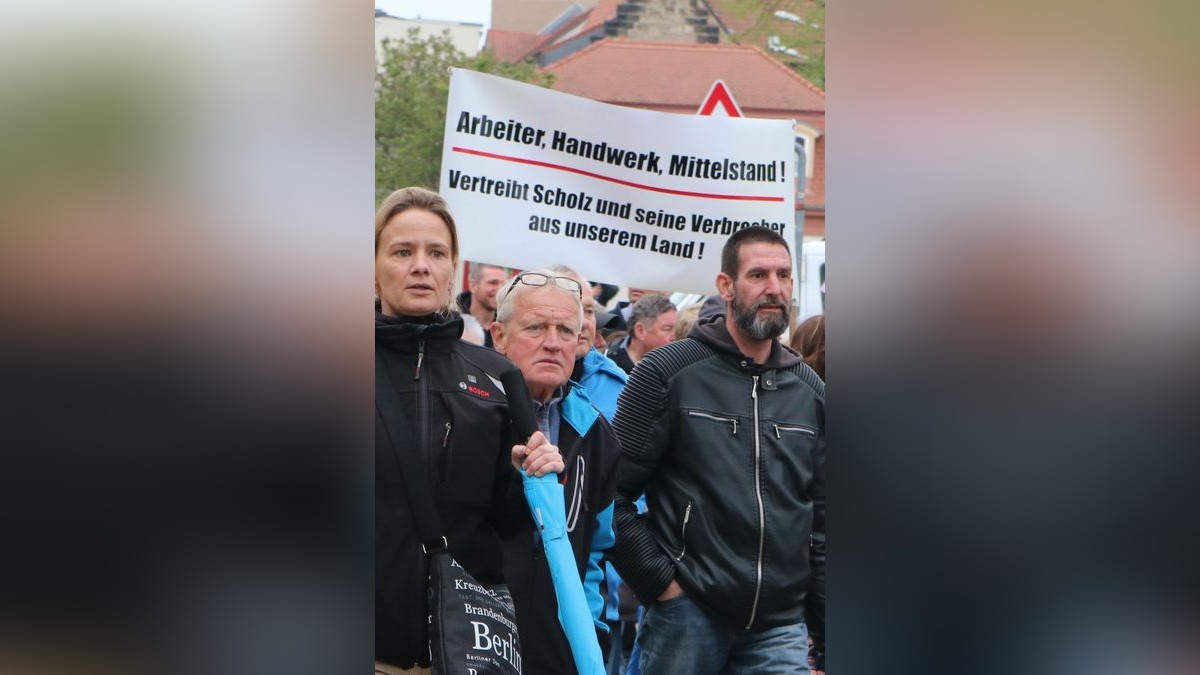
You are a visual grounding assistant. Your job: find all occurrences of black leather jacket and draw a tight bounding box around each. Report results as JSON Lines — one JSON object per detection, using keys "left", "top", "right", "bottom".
{"left": 610, "top": 315, "right": 826, "bottom": 655}
{"left": 375, "top": 311, "right": 526, "bottom": 668}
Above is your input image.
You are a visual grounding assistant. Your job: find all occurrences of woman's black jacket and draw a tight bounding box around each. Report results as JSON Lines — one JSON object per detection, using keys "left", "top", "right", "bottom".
{"left": 375, "top": 311, "right": 528, "bottom": 668}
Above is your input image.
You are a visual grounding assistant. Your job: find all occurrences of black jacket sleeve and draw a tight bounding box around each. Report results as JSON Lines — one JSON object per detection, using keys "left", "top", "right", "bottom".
{"left": 609, "top": 355, "right": 677, "bottom": 604}
{"left": 488, "top": 371, "right": 532, "bottom": 540}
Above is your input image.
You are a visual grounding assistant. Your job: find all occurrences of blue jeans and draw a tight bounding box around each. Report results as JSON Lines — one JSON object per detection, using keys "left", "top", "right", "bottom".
{"left": 636, "top": 594, "right": 810, "bottom": 674}
{"left": 625, "top": 618, "right": 643, "bottom": 675}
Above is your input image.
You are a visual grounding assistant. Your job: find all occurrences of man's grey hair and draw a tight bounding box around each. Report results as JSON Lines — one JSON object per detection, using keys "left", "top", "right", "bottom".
{"left": 468, "top": 262, "right": 506, "bottom": 284}
{"left": 547, "top": 263, "right": 587, "bottom": 290}
{"left": 495, "top": 267, "right": 584, "bottom": 328}
{"left": 630, "top": 293, "right": 676, "bottom": 331}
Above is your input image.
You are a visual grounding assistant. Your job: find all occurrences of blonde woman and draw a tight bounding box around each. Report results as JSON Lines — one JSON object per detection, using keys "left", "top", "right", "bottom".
{"left": 374, "top": 187, "right": 563, "bottom": 673}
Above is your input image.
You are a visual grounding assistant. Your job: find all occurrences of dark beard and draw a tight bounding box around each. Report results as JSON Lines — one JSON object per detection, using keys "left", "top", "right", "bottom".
{"left": 731, "top": 293, "right": 790, "bottom": 341}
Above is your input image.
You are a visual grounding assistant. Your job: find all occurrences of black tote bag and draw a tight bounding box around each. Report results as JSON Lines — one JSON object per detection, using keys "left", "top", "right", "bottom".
{"left": 427, "top": 552, "right": 522, "bottom": 674}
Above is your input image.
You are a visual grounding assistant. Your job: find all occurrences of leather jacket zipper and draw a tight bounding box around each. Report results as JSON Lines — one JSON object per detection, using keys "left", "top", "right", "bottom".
{"left": 747, "top": 375, "right": 765, "bottom": 629}
{"left": 688, "top": 410, "right": 738, "bottom": 435}
{"left": 674, "top": 501, "right": 693, "bottom": 561}
{"left": 773, "top": 423, "right": 816, "bottom": 439}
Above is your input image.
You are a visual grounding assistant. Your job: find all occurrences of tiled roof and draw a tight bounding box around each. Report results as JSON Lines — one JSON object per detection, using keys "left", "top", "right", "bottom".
{"left": 485, "top": 29, "right": 547, "bottom": 63}
{"left": 544, "top": 39, "right": 824, "bottom": 112}
{"left": 544, "top": 39, "right": 825, "bottom": 206}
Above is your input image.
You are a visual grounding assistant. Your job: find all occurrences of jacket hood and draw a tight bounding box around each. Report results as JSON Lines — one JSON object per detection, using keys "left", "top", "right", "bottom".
{"left": 455, "top": 290, "right": 472, "bottom": 313}
{"left": 579, "top": 347, "right": 628, "bottom": 383}
{"left": 688, "top": 314, "right": 805, "bottom": 369}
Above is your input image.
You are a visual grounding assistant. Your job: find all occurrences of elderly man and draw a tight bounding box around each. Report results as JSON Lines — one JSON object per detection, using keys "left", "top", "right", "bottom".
{"left": 490, "top": 269, "right": 622, "bottom": 675}
{"left": 611, "top": 227, "right": 826, "bottom": 674}
{"left": 607, "top": 294, "right": 677, "bottom": 375}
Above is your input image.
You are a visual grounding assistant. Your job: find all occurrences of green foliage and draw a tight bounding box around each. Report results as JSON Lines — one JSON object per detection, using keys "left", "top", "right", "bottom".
{"left": 375, "top": 30, "right": 552, "bottom": 203}
{"left": 718, "top": 0, "right": 824, "bottom": 90}
{"left": 796, "top": 47, "right": 825, "bottom": 90}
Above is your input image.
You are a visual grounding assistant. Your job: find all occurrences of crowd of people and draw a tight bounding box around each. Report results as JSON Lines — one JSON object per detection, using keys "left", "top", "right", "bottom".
{"left": 375, "top": 186, "right": 826, "bottom": 675}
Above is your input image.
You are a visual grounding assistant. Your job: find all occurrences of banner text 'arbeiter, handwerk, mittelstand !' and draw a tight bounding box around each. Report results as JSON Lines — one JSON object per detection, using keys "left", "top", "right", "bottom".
{"left": 439, "top": 69, "right": 796, "bottom": 294}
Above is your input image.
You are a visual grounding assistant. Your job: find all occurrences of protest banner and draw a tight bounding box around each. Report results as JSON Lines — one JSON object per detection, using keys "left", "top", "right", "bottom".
{"left": 440, "top": 68, "right": 796, "bottom": 294}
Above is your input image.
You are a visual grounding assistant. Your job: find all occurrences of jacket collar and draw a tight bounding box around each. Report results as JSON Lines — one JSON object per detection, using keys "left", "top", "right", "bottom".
{"left": 375, "top": 309, "right": 464, "bottom": 352}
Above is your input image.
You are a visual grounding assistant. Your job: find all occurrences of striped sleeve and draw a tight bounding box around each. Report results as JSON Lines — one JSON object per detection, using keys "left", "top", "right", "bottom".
{"left": 609, "top": 341, "right": 709, "bottom": 604}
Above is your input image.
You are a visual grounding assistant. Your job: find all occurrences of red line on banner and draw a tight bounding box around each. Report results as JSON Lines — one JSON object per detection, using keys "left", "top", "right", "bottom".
{"left": 451, "top": 147, "right": 784, "bottom": 203}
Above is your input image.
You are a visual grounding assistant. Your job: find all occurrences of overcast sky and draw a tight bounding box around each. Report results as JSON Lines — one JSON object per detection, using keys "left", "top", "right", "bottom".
{"left": 375, "top": 0, "right": 491, "bottom": 28}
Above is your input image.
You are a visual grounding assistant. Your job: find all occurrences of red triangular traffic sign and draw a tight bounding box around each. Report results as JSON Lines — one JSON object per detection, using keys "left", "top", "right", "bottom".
{"left": 697, "top": 80, "right": 743, "bottom": 117}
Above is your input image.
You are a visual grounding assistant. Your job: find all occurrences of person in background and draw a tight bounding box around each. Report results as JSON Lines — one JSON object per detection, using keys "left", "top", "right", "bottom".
{"left": 607, "top": 294, "right": 677, "bottom": 376}
{"left": 673, "top": 302, "right": 703, "bottom": 342}
{"left": 490, "top": 269, "right": 622, "bottom": 675}
{"left": 456, "top": 261, "right": 509, "bottom": 348}
{"left": 612, "top": 288, "right": 665, "bottom": 330}
{"left": 610, "top": 226, "right": 825, "bottom": 674}
{"left": 550, "top": 265, "right": 627, "bottom": 421}
{"left": 791, "top": 314, "right": 826, "bottom": 380}
{"left": 591, "top": 303, "right": 621, "bottom": 352}
{"left": 374, "top": 187, "right": 564, "bottom": 675}
{"left": 591, "top": 281, "right": 619, "bottom": 307}
{"left": 602, "top": 329, "right": 628, "bottom": 351}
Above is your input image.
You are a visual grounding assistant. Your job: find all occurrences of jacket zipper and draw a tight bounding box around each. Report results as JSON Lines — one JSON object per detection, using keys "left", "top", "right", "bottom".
{"left": 773, "top": 423, "right": 816, "bottom": 439}
{"left": 442, "top": 422, "right": 452, "bottom": 447}
{"left": 415, "top": 338, "right": 432, "bottom": 640}
{"left": 747, "top": 375, "right": 765, "bottom": 629}
{"left": 688, "top": 410, "right": 738, "bottom": 435}
{"left": 673, "top": 501, "right": 693, "bottom": 561}
{"left": 414, "top": 339, "right": 425, "bottom": 380}
{"left": 565, "top": 455, "right": 585, "bottom": 533}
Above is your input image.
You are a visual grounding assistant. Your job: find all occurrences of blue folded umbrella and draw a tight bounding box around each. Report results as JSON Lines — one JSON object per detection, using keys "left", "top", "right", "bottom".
{"left": 523, "top": 472, "right": 606, "bottom": 675}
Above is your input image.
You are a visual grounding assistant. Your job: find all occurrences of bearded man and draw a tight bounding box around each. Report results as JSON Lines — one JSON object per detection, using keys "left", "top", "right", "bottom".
{"left": 609, "top": 226, "right": 826, "bottom": 674}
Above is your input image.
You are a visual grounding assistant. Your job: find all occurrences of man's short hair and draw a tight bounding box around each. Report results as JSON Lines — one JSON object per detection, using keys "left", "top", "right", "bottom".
{"left": 468, "top": 262, "right": 506, "bottom": 284}
{"left": 721, "top": 227, "right": 791, "bottom": 277}
{"left": 629, "top": 294, "right": 676, "bottom": 332}
{"left": 547, "top": 263, "right": 585, "bottom": 290}
{"left": 495, "top": 267, "right": 584, "bottom": 328}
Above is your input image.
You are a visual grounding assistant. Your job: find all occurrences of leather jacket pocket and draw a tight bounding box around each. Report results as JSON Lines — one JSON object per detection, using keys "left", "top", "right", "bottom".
{"left": 771, "top": 422, "right": 816, "bottom": 439}
{"left": 687, "top": 410, "right": 739, "bottom": 436}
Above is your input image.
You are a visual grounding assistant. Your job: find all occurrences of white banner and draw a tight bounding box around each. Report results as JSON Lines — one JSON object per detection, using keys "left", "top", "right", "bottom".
{"left": 440, "top": 68, "right": 796, "bottom": 294}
